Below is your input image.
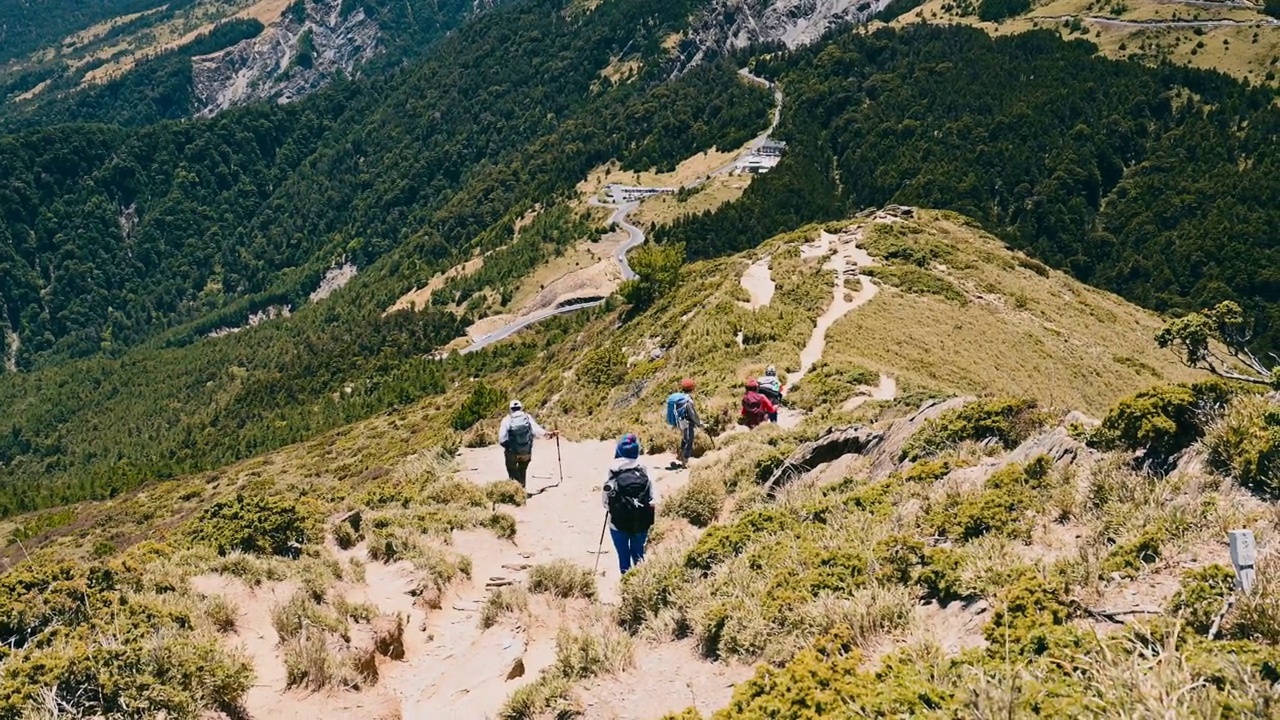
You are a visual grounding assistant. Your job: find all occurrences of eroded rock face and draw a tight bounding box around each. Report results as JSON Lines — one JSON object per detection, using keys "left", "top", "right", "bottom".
{"left": 676, "top": 0, "right": 891, "bottom": 72}
{"left": 192, "top": 0, "right": 380, "bottom": 117}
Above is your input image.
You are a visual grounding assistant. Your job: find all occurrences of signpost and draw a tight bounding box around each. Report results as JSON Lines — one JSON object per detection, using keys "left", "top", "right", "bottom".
{"left": 1228, "top": 529, "right": 1257, "bottom": 594}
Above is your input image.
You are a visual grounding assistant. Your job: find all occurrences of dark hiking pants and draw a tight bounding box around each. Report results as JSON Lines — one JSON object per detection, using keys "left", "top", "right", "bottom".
{"left": 505, "top": 450, "right": 531, "bottom": 487}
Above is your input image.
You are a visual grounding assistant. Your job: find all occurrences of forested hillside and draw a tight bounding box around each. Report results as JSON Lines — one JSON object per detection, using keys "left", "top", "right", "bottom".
{"left": 0, "top": 0, "right": 772, "bottom": 515}
{"left": 658, "top": 26, "right": 1280, "bottom": 352}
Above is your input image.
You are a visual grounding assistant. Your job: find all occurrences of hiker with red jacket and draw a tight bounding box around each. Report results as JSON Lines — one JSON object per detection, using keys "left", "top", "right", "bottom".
{"left": 740, "top": 378, "right": 777, "bottom": 429}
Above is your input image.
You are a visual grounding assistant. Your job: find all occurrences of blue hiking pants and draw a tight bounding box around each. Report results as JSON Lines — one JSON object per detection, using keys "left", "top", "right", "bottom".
{"left": 609, "top": 527, "right": 649, "bottom": 574}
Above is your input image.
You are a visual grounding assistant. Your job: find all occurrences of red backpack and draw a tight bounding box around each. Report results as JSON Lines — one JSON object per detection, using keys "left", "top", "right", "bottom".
{"left": 742, "top": 391, "right": 767, "bottom": 426}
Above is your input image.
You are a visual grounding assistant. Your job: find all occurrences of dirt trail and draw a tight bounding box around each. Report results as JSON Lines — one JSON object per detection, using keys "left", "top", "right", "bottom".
{"left": 457, "top": 439, "right": 688, "bottom": 604}
{"left": 738, "top": 256, "right": 775, "bottom": 310}
{"left": 842, "top": 374, "right": 899, "bottom": 411}
{"left": 787, "top": 230, "right": 880, "bottom": 392}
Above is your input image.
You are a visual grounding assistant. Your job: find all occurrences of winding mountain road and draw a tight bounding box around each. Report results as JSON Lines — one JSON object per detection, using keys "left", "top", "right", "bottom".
{"left": 460, "top": 70, "right": 784, "bottom": 354}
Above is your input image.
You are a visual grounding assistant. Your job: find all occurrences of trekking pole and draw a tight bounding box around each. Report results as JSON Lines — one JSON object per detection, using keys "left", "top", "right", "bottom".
{"left": 554, "top": 428, "right": 565, "bottom": 489}
{"left": 593, "top": 512, "right": 610, "bottom": 575}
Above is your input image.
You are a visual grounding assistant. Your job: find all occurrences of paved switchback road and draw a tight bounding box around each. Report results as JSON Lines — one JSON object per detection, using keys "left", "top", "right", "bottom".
{"left": 460, "top": 69, "right": 785, "bottom": 354}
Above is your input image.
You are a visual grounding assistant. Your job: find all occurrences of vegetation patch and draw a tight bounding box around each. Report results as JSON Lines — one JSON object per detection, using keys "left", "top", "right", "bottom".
{"left": 863, "top": 265, "right": 967, "bottom": 304}
{"left": 528, "top": 560, "right": 598, "bottom": 600}
{"left": 662, "top": 474, "right": 727, "bottom": 527}
{"left": 188, "top": 493, "right": 316, "bottom": 557}
{"left": 901, "top": 397, "right": 1046, "bottom": 460}
{"left": 1088, "top": 380, "right": 1232, "bottom": 468}
{"left": 782, "top": 362, "right": 878, "bottom": 411}
{"left": 1203, "top": 393, "right": 1280, "bottom": 495}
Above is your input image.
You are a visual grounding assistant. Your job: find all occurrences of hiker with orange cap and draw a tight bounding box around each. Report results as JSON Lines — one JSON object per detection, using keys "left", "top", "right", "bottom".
{"left": 740, "top": 378, "right": 776, "bottom": 429}
{"left": 665, "top": 378, "right": 702, "bottom": 469}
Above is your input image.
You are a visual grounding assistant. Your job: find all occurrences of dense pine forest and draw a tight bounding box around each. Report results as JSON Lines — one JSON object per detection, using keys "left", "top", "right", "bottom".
{"left": 657, "top": 26, "right": 1280, "bottom": 352}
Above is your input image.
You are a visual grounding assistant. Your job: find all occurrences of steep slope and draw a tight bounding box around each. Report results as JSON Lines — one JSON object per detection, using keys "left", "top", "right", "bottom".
{"left": 1, "top": 210, "right": 1276, "bottom": 718}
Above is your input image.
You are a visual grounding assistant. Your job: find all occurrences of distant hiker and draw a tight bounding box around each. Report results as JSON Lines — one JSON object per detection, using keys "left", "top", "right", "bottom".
{"left": 665, "top": 378, "right": 703, "bottom": 469}
{"left": 498, "top": 400, "right": 556, "bottom": 488}
{"left": 740, "top": 378, "right": 777, "bottom": 429}
{"left": 602, "top": 433, "right": 658, "bottom": 574}
{"left": 758, "top": 365, "right": 783, "bottom": 422}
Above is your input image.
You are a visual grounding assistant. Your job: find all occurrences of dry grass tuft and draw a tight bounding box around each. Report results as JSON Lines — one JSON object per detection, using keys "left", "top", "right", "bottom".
{"left": 480, "top": 585, "right": 530, "bottom": 629}
{"left": 528, "top": 560, "right": 598, "bottom": 600}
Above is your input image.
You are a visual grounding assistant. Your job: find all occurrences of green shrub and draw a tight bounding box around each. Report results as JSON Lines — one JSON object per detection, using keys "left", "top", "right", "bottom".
{"left": 930, "top": 486, "right": 1032, "bottom": 542}
{"left": 902, "top": 459, "right": 951, "bottom": 484}
{"left": 660, "top": 709, "right": 704, "bottom": 720}
{"left": 901, "top": 397, "right": 1045, "bottom": 460}
{"left": 783, "top": 363, "right": 878, "bottom": 411}
{"left": 188, "top": 493, "right": 313, "bottom": 556}
{"left": 662, "top": 475, "right": 726, "bottom": 527}
{"left": 482, "top": 511, "right": 518, "bottom": 540}
{"left": 862, "top": 265, "right": 966, "bottom": 304}
{"left": 918, "top": 547, "right": 969, "bottom": 603}
{"left": 1203, "top": 394, "right": 1280, "bottom": 494}
{"left": 716, "top": 630, "right": 953, "bottom": 718}
{"left": 578, "top": 343, "right": 626, "bottom": 387}
{"left": 333, "top": 521, "right": 361, "bottom": 550}
{"left": 271, "top": 591, "right": 347, "bottom": 642}
{"left": 684, "top": 508, "right": 799, "bottom": 573}
{"left": 451, "top": 382, "right": 506, "bottom": 431}
{"left": 485, "top": 480, "right": 528, "bottom": 507}
{"left": 983, "top": 576, "right": 1082, "bottom": 658}
{"left": 0, "top": 561, "right": 254, "bottom": 717}
{"left": 1090, "top": 381, "right": 1233, "bottom": 467}
{"left": 528, "top": 560, "right": 597, "bottom": 599}
{"left": 1168, "top": 564, "right": 1235, "bottom": 635}
{"left": 1102, "top": 526, "right": 1164, "bottom": 577}
{"left": 498, "top": 673, "right": 577, "bottom": 720}
{"left": 205, "top": 595, "right": 240, "bottom": 634}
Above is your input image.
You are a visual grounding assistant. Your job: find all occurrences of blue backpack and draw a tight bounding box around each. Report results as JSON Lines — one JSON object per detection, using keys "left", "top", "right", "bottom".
{"left": 665, "top": 392, "right": 691, "bottom": 427}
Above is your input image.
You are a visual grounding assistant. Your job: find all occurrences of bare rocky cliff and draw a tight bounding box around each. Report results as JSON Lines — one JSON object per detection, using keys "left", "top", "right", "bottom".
{"left": 192, "top": 0, "right": 380, "bottom": 117}
{"left": 674, "top": 0, "right": 892, "bottom": 72}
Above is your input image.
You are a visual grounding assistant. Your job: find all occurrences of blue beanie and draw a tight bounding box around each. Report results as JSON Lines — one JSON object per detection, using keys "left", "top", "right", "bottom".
{"left": 615, "top": 433, "right": 641, "bottom": 459}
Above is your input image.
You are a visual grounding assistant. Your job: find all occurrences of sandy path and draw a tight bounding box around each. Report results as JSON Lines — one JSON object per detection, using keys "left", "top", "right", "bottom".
{"left": 457, "top": 439, "right": 688, "bottom": 604}
{"left": 841, "top": 374, "right": 899, "bottom": 411}
{"left": 787, "top": 230, "right": 879, "bottom": 392}
{"left": 737, "top": 256, "right": 775, "bottom": 310}
{"left": 576, "top": 639, "right": 753, "bottom": 719}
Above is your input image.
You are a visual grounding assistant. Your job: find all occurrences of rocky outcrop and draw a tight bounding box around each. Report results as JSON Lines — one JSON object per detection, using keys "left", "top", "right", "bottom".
{"left": 765, "top": 425, "right": 882, "bottom": 492}
{"left": 764, "top": 397, "right": 973, "bottom": 491}
{"left": 192, "top": 0, "right": 381, "bottom": 117}
{"left": 674, "top": 0, "right": 893, "bottom": 72}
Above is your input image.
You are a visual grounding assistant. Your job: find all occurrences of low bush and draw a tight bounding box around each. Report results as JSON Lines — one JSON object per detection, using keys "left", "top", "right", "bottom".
{"left": 783, "top": 363, "right": 878, "bottom": 411}
{"left": 927, "top": 461, "right": 1052, "bottom": 543}
{"left": 1168, "top": 564, "right": 1235, "bottom": 635}
{"left": 482, "top": 511, "right": 518, "bottom": 540}
{"left": 1203, "top": 394, "right": 1280, "bottom": 494}
{"left": 1089, "top": 380, "right": 1232, "bottom": 469}
{"left": 205, "top": 594, "right": 240, "bottom": 634}
{"left": 497, "top": 619, "right": 633, "bottom": 719}
{"left": 485, "top": 480, "right": 528, "bottom": 507}
{"left": 528, "top": 560, "right": 598, "bottom": 600}
{"left": 188, "top": 493, "right": 314, "bottom": 556}
{"left": 480, "top": 586, "right": 529, "bottom": 629}
{"left": 1101, "top": 525, "right": 1164, "bottom": 577}
{"left": 662, "top": 474, "right": 726, "bottom": 527}
{"left": 578, "top": 343, "right": 627, "bottom": 387}
{"left": 282, "top": 630, "right": 374, "bottom": 691}
{"left": 271, "top": 591, "right": 347, "bottom": 642}
{"left": 0, "top": 561, "right": 254, "bottom": 717}
{"left": 862, "top": 265, "right": 967, "bottom": 304}
{"left": 901, "top": 397, "right": 1046, "bottom": 461}
{"left": 685, "top": 508, "right": 799, "bottom": 573}
{"left": 918, "top": 547, "right": 969, "bottom": 603}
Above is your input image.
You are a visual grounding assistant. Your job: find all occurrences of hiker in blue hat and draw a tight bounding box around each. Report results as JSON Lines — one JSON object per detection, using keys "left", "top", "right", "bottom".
{"left": 601, "top": 433, "right": 659, "bottom": 574}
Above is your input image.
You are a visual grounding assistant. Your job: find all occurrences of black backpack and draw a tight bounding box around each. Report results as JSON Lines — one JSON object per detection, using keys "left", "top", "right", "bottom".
{"left": 606, "top": 466, "right": 654, "bottom": 534}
